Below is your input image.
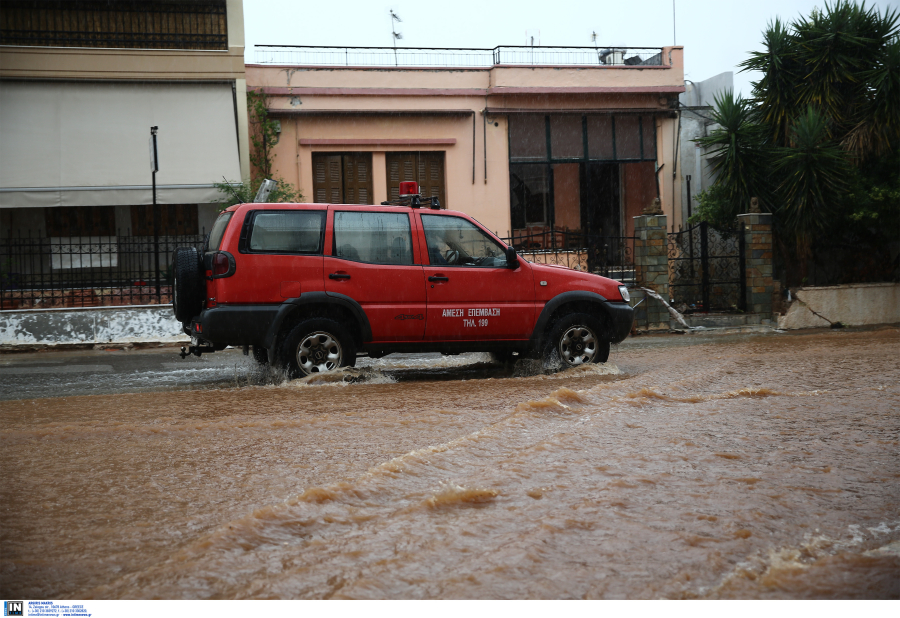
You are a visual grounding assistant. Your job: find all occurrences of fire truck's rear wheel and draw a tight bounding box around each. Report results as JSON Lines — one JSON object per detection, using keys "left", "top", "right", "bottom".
{"left": 281, "top": 318, "right": 357, "bottom": 378}
{"left": 172, "top": 247, "right": 204, "bottom": 324}
{"left": 543, "top": 312, "right": 610, "bottom": 369}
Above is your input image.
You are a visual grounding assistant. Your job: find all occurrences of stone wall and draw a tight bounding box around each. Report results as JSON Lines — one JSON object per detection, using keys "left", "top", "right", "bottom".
{"left": 633, "top": 214, "right": 670, "bottom": 331}
{"left": 738, "top": 212, "right": 775, "bottom": 317}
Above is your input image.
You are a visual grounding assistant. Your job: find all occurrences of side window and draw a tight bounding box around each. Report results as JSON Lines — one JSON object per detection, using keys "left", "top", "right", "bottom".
{"left": 247, "top": 211, "right": 325, "bottom": 253}
{"left": 333, "top": 211, "right": 413, "bottom": 265}
{"left": 421, "top": 215, "right": 507, "bottom": 267}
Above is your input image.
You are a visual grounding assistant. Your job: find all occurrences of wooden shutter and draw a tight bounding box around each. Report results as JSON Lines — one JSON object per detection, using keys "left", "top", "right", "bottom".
{"left": 313, "top": 154, "right": 344, "bottom": 203}
{"left": 417, "top": 152, "right": 446, "bottom": 208}
{"left": 342, "top": 153, "right": 373, "bottom": 204}
{"left": 386, "top": 152, "right": 446, "bottom": 207}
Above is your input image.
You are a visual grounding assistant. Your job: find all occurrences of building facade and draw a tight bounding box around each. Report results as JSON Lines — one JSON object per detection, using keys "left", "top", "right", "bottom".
{"left": 678, "top": 71, "right": 734, "bottom": 227}
{"left": 0, "top": 0, "right": 250, "bottom": 240}
{"left": 247, "top": 45, "right": 685, "bottom": 243}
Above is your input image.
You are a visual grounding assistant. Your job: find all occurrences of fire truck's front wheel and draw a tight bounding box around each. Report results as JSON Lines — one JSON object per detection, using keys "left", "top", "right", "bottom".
{"left": 543, "top": 312, "right": 610, "bottom": 370}
{"left": 280, "top": 318, "right": 357, "bottom": 378}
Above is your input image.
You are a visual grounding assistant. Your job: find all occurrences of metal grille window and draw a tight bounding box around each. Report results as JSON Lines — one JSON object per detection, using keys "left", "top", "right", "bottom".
{"left": 386, "top": 152, "right": 446, "bottom": 208}
{"left": 0, "top": 0, "right": 228, "bottom": 50}
{"left": 509, "top": 164, "right": 551, "bottom": 229}
{"left": 312, "top": 153, "right": 373, "bottom": 205}
{"left": 508, "top": 115, "right": 547, "bottom": 161}
{"left": 509, "top": 114, "right": 657, "bottom": 163}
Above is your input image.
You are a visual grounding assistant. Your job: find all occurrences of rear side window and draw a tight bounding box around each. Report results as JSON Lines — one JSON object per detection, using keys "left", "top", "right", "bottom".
{"left": 333, "top": 211, "right": 413, "bottom": 265}
{"left": 207, "top": 212, "right": 233, "bottom": 250}
{"left": 248, "top": 210, "right": 325, "bottom": 253}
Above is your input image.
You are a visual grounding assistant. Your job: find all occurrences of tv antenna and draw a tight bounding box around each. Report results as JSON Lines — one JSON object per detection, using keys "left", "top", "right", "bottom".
{"left": 390, "top": 9, "right": 402, "bottom": 66}
{"left": 591, "top": 30, "right": 601, "bottom": 63}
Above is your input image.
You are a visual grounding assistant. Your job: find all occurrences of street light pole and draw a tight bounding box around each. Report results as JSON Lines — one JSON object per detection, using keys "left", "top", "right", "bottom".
{"left": 150, "top": 126, "right": 160, "bottom": 301}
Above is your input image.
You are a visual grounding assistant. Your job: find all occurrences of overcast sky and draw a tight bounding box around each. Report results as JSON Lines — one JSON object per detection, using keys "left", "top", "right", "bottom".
{"left": 243, "top": 0, "right": 899, "bottom": 97}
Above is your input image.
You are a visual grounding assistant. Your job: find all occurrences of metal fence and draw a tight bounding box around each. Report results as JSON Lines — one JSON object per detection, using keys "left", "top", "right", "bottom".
{"left": 668, "top": 222, "right": 746, "bottom": 313}
{"left": 501, "top": 228, "right": 636, "bottom": 285}
{"left": 1, "top": 231, "right": 205, "bottom": 310}
{"left": 254, "top": 45, "right": 664, "bottom": 68}
{"left": 2, "top": 226, "right": 639, "bottom": 310}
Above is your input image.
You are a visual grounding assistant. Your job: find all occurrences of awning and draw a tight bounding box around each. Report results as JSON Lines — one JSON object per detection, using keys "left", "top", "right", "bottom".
{"left": 0, "top": 81, "right": 241, "bottom": 208}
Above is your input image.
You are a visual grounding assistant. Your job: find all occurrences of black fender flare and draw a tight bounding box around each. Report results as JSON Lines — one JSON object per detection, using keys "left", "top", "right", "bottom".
{"left": 262, "top": 292, "right": 373, "bottom": 361}
{"left": 529, "top": 290, "right": 613, "bottom": 351}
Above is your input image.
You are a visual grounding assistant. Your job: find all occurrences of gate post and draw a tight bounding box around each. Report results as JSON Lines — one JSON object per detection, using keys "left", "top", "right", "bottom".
{"left": 738, "top": 212, "right": 774, "bottom": 317}
{"left": 633, "top": 214, "right": 669, "bottom": 331}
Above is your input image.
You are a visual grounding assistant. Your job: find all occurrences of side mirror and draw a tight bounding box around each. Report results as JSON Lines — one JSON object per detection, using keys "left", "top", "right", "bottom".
{"left": 505, "top": 246, "right": 519, "bottom": 269}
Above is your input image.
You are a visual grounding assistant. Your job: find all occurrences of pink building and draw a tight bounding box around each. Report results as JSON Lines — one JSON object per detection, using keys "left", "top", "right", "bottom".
{"left": 246, "top": 45, "right": 684, "bottom": 243}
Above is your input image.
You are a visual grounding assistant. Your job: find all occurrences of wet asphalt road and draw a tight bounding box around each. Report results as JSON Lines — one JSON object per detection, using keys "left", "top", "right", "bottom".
{"left": 0, "top": 330, "right": 785, "bottom": 401}
{"left": 0, "top": 346, "right": 257, "bottom": 401}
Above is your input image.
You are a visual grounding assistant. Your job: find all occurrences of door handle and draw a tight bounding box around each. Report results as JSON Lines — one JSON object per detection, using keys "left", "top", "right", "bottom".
{"left": 428, "top": 275, "right": 449, "bottom": 282}
{"left": 329, "top": 273, "right": 351, "bottom": 280}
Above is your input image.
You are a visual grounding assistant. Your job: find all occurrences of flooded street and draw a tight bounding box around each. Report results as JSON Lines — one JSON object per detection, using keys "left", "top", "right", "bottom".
{"left": 1, "top": 327, "right": 898, "bottom": 599}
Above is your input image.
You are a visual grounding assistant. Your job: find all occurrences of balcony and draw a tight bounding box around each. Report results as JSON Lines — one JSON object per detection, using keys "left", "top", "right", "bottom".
{"left": 254, "top": 45, "right": 665, "bottom": 68}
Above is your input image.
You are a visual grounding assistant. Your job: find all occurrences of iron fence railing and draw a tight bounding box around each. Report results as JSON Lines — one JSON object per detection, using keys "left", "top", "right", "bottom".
{"left": 1, "top": 231, "right": 206, "bottom": 310}
{"left": 667, "top": 222, "right": 746, "bottom": 313}
{"left": 500, "top": 228, "right": 636, "bottom": 285}
{"left": 2, "top": 226, "right": 640, "bottom": 310}
{"left": 254, "top": 45, "right": 665, "bottom": 68}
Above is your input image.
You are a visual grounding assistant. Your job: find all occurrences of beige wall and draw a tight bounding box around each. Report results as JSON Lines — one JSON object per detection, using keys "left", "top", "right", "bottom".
{"left": 247, "top": 47, "right": 684, "bottom": 236}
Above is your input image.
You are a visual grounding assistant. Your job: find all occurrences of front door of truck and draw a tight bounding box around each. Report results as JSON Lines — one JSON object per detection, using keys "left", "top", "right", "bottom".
{"left": 324, "top": 208, "right": 426, "bottom": 342}
{"left": 418, "top": 213, "right": 535, "bottom": 341}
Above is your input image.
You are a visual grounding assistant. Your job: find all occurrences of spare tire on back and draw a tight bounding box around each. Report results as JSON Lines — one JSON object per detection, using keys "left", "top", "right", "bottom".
{"left": 172, "top": 246, "right": 205, "bottom": 323}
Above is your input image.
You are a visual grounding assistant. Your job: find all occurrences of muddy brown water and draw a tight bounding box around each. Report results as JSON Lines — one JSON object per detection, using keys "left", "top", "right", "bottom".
{"left": 1, "top": 328, "right": 898, "bottom": 599}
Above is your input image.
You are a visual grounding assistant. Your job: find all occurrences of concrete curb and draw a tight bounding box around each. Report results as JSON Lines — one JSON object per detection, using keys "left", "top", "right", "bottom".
{"left": 1, "top": 304, "right": 186, "bottom": 347}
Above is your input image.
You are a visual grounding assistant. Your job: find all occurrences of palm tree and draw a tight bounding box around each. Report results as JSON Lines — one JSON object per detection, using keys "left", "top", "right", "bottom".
{"left": 693, "top": 91, "right": 770, "bottom": 220}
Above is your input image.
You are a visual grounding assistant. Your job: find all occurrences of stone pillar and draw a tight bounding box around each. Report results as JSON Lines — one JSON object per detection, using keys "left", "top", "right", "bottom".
{"left": 738, "top": 212, "right": 774, "bottom": 317}
{"left": 633, "top": 214, "right": 670, "bottom": 331}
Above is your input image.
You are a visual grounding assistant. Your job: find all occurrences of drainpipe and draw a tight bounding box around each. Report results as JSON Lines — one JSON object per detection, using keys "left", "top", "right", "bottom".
{"left": 672, "top": 107, "right": 681, "bottom": 231}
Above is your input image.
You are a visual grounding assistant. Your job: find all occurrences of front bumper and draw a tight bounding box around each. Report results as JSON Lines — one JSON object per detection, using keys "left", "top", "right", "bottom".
{"left": 604, "top": 301, "right": 634, "bottom": 343}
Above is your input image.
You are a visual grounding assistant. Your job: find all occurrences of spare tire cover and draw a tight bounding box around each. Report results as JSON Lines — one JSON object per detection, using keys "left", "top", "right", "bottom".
{"left": 172, "top": 247, "right": 205, "bottom": 323}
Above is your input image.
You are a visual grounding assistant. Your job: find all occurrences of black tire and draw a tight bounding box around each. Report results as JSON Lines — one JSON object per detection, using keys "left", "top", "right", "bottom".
{"left": 251, "top": 345, "right": 269, "bottom": 365}
{"left": 172, "top": 247, "right": 205, "bottom": 324}
{"left": 279, "top": 318, "right": 357, "bottom": 378}
{"left": 543, "top": 312, "right": 610, "bottom": 369}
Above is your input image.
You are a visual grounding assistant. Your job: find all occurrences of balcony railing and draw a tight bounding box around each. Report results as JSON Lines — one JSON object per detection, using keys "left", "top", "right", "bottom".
{"left": 254, "top": 45, "right": 664, "bottom": 68}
